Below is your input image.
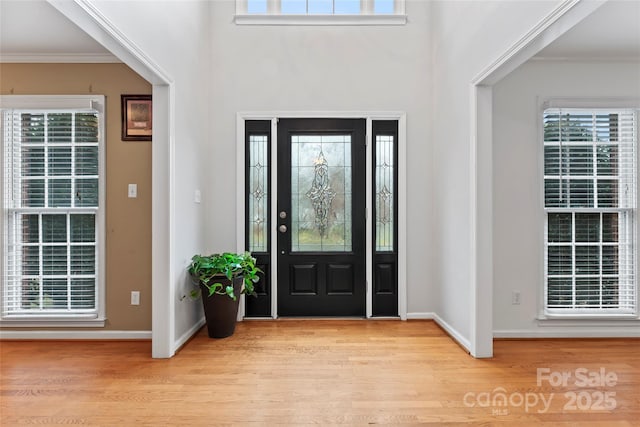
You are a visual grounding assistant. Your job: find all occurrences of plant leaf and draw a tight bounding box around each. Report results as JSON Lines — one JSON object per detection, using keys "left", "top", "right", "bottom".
{"left": 225, "top": 286, "right": 236, "bottom": 301}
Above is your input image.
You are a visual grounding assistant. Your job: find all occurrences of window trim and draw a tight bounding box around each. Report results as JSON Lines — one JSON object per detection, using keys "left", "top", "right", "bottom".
{"left": 538, "top": 97, "right": 640, "bottom": 321}
{"left": 234, "top": 0, "right": 407, "bottom": 25}
{"left": 0, "top": 95, "right": 106, "bottom": 327}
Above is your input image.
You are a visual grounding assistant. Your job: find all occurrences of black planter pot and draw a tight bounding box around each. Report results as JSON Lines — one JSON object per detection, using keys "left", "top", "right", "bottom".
{"left": 199, "top": 276, "right": 243, "bottom": 338}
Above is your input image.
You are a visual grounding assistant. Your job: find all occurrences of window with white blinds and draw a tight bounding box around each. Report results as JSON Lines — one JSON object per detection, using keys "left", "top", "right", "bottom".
{"left": 543, "top": 108, "right": 637, "bottom": 315}
{"left": 1, "top": 96, "right": 105, "bottom": 322}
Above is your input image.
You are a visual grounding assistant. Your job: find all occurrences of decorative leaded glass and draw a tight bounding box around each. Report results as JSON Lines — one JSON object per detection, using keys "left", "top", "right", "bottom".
{"left": 249, "top": 135, "right": 269, "bottom": 252}
{"left": 291, "top": 134, "right": 352, "bottom": 252}
{"left": 305, "top": 150, "right": 335, "bottom": 237}
{"left": 376, "top": 135, "right": 394, "bottom": 251}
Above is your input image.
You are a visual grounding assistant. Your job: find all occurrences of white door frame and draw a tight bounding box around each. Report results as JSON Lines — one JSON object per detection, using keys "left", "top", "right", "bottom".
{"left": 236, "top": 112, "right": 407, "bottom": 320}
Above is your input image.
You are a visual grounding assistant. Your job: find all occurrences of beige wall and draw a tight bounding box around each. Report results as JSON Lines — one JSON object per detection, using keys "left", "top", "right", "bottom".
{"left": 1, "top": 63, "right": 152, "bottom": 331}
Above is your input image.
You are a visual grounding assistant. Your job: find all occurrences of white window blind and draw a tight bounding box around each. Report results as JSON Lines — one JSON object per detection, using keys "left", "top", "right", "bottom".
{"left": 2, "top": 103, "right": 103, "bottom": 320}
{"left": 543, "top": 108, "right": 637, "bottom": 315}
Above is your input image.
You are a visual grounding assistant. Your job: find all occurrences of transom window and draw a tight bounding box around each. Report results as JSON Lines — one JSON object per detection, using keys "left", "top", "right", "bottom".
{"left": 246, "top": 0, "right": 396, "bottom": 14}
{"left": 543, "top": 107, "right": 637, "bottom": 316}
{"left": 236, "top": 0, "right": 406, "bottom": 24}
{"left": 1, "top": 96, "right": 105, "bottom": 324}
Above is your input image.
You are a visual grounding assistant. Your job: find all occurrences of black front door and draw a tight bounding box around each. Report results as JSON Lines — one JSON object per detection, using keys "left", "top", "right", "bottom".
{"left": 277, "top": 119, "right": 366, "bottom": 316}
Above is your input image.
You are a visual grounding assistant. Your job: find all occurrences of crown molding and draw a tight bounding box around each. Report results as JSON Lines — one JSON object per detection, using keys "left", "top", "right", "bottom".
{"left": 48, "top": 0, "right": 172, "bottom": 85}
{"left": 530, "top": 55, "right": 640, "bottom": 63}
{"left": 0, "top": 52, "right": 121, "bottom": 63}
{"left": 472, "top": 0, "right": 606, "bottom": 86}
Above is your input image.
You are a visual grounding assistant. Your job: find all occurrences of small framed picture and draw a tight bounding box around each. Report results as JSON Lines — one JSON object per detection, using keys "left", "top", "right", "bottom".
{"left": 121, "top": 95, "right": 152, "bottom": 141}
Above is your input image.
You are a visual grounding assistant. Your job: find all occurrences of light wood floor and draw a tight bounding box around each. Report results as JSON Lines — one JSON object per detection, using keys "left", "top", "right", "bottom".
{"left": 1, "top": 320, "right": 639, "bottom": 426}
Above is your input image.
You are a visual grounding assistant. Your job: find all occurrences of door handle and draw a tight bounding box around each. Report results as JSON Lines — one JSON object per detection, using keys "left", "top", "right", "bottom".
{"left": 279, "top": 225, "right": 288, "bottom": 233}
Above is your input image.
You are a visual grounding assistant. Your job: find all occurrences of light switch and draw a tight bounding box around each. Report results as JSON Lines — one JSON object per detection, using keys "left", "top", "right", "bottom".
{"left": 128, "top": 184, "right": 137, "bottom": 198}
{"left": 131, "top": 291, "right": 140, "bottom": 305}
{"left": 194, "top": 189, "right": 201, "bottom": 204}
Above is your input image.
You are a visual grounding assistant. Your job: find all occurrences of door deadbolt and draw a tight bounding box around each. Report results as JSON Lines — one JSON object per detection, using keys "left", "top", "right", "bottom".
{"left": 279, "top": 211, "right": 287, "bottom": 219}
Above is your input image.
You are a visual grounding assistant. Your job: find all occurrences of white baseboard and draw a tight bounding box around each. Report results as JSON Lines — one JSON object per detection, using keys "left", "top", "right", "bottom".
{"left": 432, "top": 313, "right": 472, "bottom": 352}
{"left": 0, "top": 330, "right": 151, "bottom": 340}
{"left": 173, "top": 317, "right": 206, "bottom": 353}
{"left": 407, "top": 312, "right": 472, "bottom": 352}
{"left": 494, "top": 329, "right": 640, "bottom": 339}
{"left": 406, "top": 312, "right": 435, "bottom": 320}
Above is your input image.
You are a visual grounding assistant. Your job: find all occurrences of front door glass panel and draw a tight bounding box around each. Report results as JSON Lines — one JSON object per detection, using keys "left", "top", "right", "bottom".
{"left": 290, "top": 134, "right": 352, "bottom": 252}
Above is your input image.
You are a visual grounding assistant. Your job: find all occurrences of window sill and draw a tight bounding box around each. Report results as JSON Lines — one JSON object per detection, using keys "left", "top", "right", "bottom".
{"left": 537, "top": 314, "right": 639, "bottom": 327}
{"left": 0, "top": 317, "right": 106, "bottom": 328}
{"left": 234, "top": 14, "right": 407, "bottom": 26}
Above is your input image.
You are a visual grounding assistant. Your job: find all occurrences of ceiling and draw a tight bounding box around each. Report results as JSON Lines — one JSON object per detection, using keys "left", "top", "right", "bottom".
{"left": 0, "top": 0, "right": 115, "bottom": 62}
{"left": 536, "top": 0, "right": 640, "bottom": 59}
{"left": 0, "top": 0, "right": 638, "bottom": 62}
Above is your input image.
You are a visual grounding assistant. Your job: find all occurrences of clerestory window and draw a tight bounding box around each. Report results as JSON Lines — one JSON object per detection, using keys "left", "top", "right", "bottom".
{"left": 236, "top": 0, "right": 406, "bottom": 24}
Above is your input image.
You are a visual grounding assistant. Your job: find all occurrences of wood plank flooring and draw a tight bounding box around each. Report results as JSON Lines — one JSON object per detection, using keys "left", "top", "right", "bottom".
{"left": 1, "top": 320, "right": 639, "bottom": 426}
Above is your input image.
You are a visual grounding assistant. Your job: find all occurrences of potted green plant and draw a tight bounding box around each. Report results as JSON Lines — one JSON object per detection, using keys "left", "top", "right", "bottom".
{"left": 188, "top": 252, "right": 260, "bottom": 338}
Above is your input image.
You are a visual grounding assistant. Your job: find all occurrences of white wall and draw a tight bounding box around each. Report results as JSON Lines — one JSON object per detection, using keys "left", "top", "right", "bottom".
{"left": 429, "top": 0, "right": 563, "bottom": 351}
{"left": 493, "top": 59, "right": 640, "bottom": 337}
{"left": 61, "top": 0, "right": 619, "bottom": 356}
{"left": 207, "top": 0, "right": 433, "bottom": 315}
{"left": 84, "top": 0, "right": 212, "bottom": 352}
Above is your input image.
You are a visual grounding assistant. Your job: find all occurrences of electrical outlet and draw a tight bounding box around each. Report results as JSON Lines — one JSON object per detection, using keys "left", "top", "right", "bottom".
{"left": 512, "top": 290, "right": 521, "bottom": 305}
{"left": 131, "top": 291, "right": 140, "bottom": 305}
